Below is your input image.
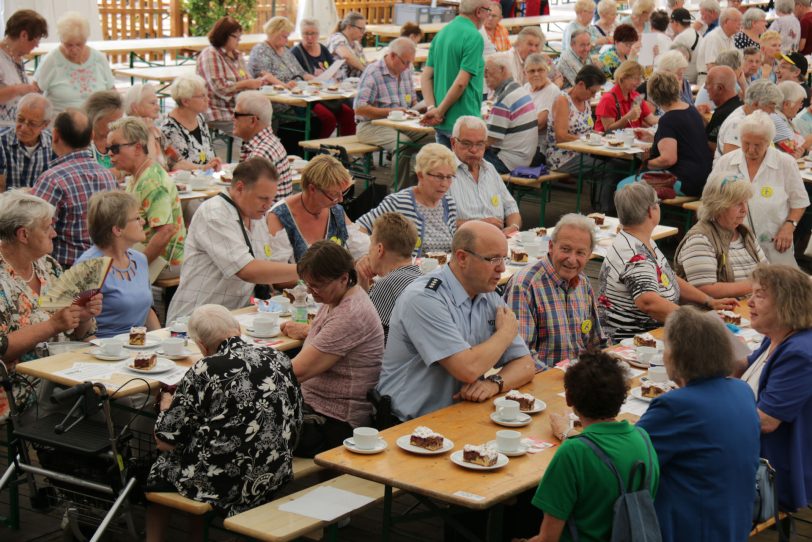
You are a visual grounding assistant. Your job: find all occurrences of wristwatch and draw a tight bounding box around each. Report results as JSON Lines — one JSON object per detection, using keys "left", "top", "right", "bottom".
{"left": 785, "top": 219, "right": 798, "bottom": 229}
{"left": 485, "top": 374, "right": 505, "bottom": 393}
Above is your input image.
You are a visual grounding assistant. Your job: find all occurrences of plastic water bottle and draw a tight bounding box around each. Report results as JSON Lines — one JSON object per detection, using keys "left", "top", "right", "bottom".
{"left": 290, "top": 281, "right": 309, "bottom": 324}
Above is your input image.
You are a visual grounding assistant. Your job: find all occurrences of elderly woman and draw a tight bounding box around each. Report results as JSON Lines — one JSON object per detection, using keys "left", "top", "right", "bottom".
{"left": 107, "top": 117, "right": 186, "bottom": 274}
{"left": 523, "top": 53, "right": 561, "bottom": 153}
{"left": 590, "top": 0, "right": 618, "bottom": 52}
{"left": 0, "top": 10, "right": 48, "bottom": 127}
{"left": 597, "top": 24, "right": 640, "bottom": 78}
{"left": 562, "top": 0, "right": 595, "bottom": 52}
{"left": 75, "top": 191, "right": 157, "bottom": 339}
{"left": 33, "top": 12, "right": 114, "bottom": 112}
{"left": 737, "top": 264, "right": 812, "bottom": 513}
{"left": 595, "top": 60, "right": 657, "bottom": 133}
{"left": 400, "top": 21, "right": 424, "bottom": 44}
{"left": 146, "top": 304, "right": 302, "bottom": 537}
{"left": 598, "top": 182, "right": 737, "bottom": 341}
{"left": 196, "top": 16, "right": 272, "bottom": 135}
{"left": 268, "top": 154, "right": 369, "bottom": 263}
{"left": 279, "top": 241, "right": 383, "bottom": 457}
{"left": 123, "top": 83, "right": 168, "bottom": 168}
{"left": 621, "top": 0, "right": 654, "bottom": 34}
{"left": 85, "top": 90, "right": 124, "bottom": 175}
{"left": 291, "top": 18, "right": 333, "bottom": 75}
{"left": 327, "top": 12, "right": 367, "bottom": 81}
{"left": 357, "top": 143, "right": 458, "bottom": 255}
{"left": 714, "top": 110, "right": 809, "bottom": 266}
{"left": 644, "top": 50, "right": 693, "bottom": 107}
{"left": 772, "top": 80, "right": 811, "bottom": 156}
{"left": 734, "top": 7, "right": 767, "bottom": 50}
{"left": 161, "top": 75, "right": 221, "bottom": 172}
{"left": 625, "top": 72, "right": 712, "bottom": 197}
{"left": 637, "top": 306, "right": 760, "bottom": 542}
{"left": 675, "top": 172, "right": 765, "bottom": 297}
{"left": 757, "top": 30, "right": 782, "bottom": 82}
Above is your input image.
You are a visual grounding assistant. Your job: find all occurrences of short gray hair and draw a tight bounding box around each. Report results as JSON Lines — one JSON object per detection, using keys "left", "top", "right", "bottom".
{"left": 698, "top": 170, "right": 753, "bottom": 221}
{"left": 188, "top": 304, "right": 242, "bottom": 352}
{"left": 17, "top": 93, "right": 53, "bottom": 122}
{"left": 108, "top": 116, "right": 150, "bottom": 148}
{"left": 742, "top": 7, "right": 766, "bottom": 29}
{"left": 517, "top": 26, "right": 544, "bottom": 44}
{"left": 460, "top": 0, "right": 490, "bottom": 15}
{"left": 777, "top": 80, "right": 807, "bottom": 103}
{"left": 300, "top": 18, "right": 320, "bottom": 31}
{"left": 388, "top": 36, "right": 416, "bottom": 57}
{"left": 0, "top": 190, "right": 55, "bottom": 243}
{"left": 656, "top": 50, "right": 689, "bottom": 74}
{"left": 744, "top": 79, "right": 783, "bottom": 108}
{"left": 84, "top": 90, "right": 123, "bottom": 130}
{"left": 486, "top": 54, "right": 512, "bottom": 73}
{"left": 719, "top": 6, "right": 742, "bottom": 24}
{"left": 699, "top": 0, "right": 721, "bottom": 13}
{"left": 776, "top": 0, "right": 794, "bottom": 13}
{"left": 552, "top": 213, "right": 596, "bottom": 251}
{"left": 452, "top": 115, "right": 487, "bottom": 138}
{"left": 713, "top": 48, "right": 742, "bottom": 70}
{"left": 570, "top": 28, "right": 589, "bottom": 45}
{"left": 739, "top": 109, "right": 775, "bottom": 142}
{"left": 236, "top": 90, "right": 273, "bottom": 126}
{"left": 123, "top": 83, "right": 157, "bottom": 116}
{"left": 597, "top": 0, "right": 618, "bottom": 16}
{"left": 170, "top": 74, "right": 207, "bottom": 103}
{"left": 57, "top": 11, "right": 89, "bottom": 43}
{"left": 665, "top": 306, "right": 735, "bottom": 383}
{"left": 666, "top": 0, "right": 680, "bottom": 8}
{"left": 615, "top": 182, "right": 658, "bottom": 226}
{"left": 797, "top": 0, "right": 812, "bottom": 8}
{"left": 524, "top": 52, "right": 551, "bottom": 71}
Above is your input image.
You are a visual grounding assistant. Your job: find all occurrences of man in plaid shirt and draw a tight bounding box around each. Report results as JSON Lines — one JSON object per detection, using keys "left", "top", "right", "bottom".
{"left": 234, "top": 91, "right": 293, "bottom": 202}
{"left": 0, "top": 94, "right": 54, "bottom": 190}
{"left": 32, "top": 109, "right": 118, "bottom": 268}
{"left": 503, "top": 214, "right": 605, "bottom": 369}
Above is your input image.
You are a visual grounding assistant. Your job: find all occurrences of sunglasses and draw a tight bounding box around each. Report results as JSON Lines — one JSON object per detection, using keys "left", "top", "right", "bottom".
{"left": 106, "top": 142, "right": 138, "bottom": 155}
{"left": 234, "top": 112, "right": 256, "bottom": 118}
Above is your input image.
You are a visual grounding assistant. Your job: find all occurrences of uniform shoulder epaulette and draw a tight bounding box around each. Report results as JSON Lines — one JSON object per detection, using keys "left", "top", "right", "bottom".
{"left": 425, "top": 277, "right": 442, "bottom": 291}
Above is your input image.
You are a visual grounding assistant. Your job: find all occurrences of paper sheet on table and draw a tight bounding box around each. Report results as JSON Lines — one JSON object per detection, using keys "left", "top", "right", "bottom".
{"left": 278, "top": 486, "right": 375, "bottom": 521}
{"left": 621, "top": 397, "right": 650, "bottom": 417}
{"left": 312, "top": 59, "right": 345, "bottom": 83}
{"left": 55, "top": 362, "right": 119, "bottom": 381}
{"left": 639, "top": 33, "right": 657, "bottom": 66}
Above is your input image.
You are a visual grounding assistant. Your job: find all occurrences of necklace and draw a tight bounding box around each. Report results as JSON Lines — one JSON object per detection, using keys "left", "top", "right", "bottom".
{"left": 132, "top": 158, "right": 152, "bottom": 180}
{"left": 0, "top": 247, "right": 35, "bottom": 283}
{"left": 299, "top": 194, "right": 322, "bottom": 217}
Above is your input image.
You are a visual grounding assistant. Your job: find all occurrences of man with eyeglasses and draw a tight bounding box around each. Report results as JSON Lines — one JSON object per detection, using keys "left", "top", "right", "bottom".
{"left": 448, "top": 116, "right": 522, "bottom": 236}
{"left": 493, "top": 26, "right": 546, "bottom": 86}
{"left": 31, "top": 108, "right": 117, "bottom": 267}
{"left": 377, "top": 221, "right": 535, "bottom": 421}
{"left": 355, "top": 37, "right": 430, "bottom": 189}
{"left": 0, "top": 93, "right": 54, "bottom": 191}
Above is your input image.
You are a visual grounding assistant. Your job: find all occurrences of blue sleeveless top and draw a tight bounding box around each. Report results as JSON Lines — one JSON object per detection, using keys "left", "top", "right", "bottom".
{"left": 271, "top": 201, "right": 350, "bottom": 262}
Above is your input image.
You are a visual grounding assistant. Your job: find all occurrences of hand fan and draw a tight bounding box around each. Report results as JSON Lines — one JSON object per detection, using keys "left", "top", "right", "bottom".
{"left": 38, "top": 257, "right": 113, "bottom": 309}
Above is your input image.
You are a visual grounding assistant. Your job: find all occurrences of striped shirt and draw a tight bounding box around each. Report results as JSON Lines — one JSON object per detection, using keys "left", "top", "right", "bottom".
{"left": 196, "top": 46, "right": 250, "bottom": 122}
{"left": 487, "top": 79, "right": 538, "bottom": 171}
{"left": 598, "top": 231, "right": 680, "bottom": 341}
{"left": 354, "top": 59, "right": 416, "bottom": 123}
{"left": 0, "top": 129, "right": 54, "bottom": 189}
{"left": 31, "top": 149, "right": 118, "bottom": 267}
{"left": 239, "top": 126, "right": 293, "bottom": 201}
{"left": 0, "top": 48, "right": 29, "bottom": 127}
{"left": 448, "top": 159, "right": 519, "bottom": 223}
{"left": 369, "top": 264, "right": 422, "bottom": 342}
{"left": 356, "top": 188, "right": 457, "bottom": 256}
{"left": 504, "top": 255, "right": 604, "bottom": 369}
{"left": 676, "top": 234, "right": 766, "bottom": 286}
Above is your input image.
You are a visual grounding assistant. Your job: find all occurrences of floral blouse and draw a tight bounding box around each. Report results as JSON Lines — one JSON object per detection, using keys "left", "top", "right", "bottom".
{"left": 547, "top": 91, "right": 594, "bottom": 169}
{"left": 326, "top": 32, "right": 365, "bottom": 80}
{"left": 148, "top": 336, "right": 303, "bottom": 516}
{"left": 160, "top": 114, "right": 217, "bottom": 167}
{"left": 247, "top": 42, "right": 306, "bottom": 82}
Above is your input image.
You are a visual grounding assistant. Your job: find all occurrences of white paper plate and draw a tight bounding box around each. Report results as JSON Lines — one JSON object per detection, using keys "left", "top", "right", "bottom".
{"left": 485, "top": 440, "right": 529, "bottom": 457}
{"left": 125, "top": 357, "right": 176, "bottom": 374}
{"left": 492, "top": 397, "right": 546, "bottom": 414}
{"left": 156, "top": 348, "right": 194, "bottom": 360}
{"left": 395, "top": 435, "right": 454, "bottom": 455}
{"left": 343, "top": 437, "right": 388, "bottom": 454}
{"left": 449, "top": 450, "right": 509, "bottom": 470}
{"left": 490, "top": 412, "right": 532, "bottom": 427}
{"left": 89, "top": 348, "right": 129, "bottom": 361}
{"left": 620, "top": 338, "right": 664, "bottom": 350}
{"left": 629, "top": 386, "right": 672, "bottom": 403}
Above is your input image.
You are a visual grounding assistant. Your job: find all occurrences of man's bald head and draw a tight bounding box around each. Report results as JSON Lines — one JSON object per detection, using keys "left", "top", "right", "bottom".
{"left": 453, "top": 221, "right": 505, "bottom": 254}
{"left": 53, "top": 108, "right": 92, "bottom": 150}
{"left": 706, "top": 66, "right": 738, "bottom": 106}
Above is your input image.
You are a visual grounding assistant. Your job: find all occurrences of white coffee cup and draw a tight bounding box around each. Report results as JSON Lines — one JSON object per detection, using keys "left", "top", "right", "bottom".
{"left": 524, "top": 241, "right": 542, "bottom": 259}
{"left": 353, "top": 427, "right": 379, "bottom": 450}
{"left": 495, "top": 398, "right": 520, "bottom": 421}
{"left": 161, "top": 337, "right": 185, "bottom": 356}
{"left": 496, "top": 429, "right": 522, "bottom": 452}
{"left": 296, "top": 80, "right": 308, "bottom": 90}
{"left": 637, "top": 346, "right": 658, "bottom": 366}
{"left": 174, "top": 170, "right": 192, "bottom": 182}
{"left": 269, "top": 295, "right": 292, "bottom": 313}
{"left": 389, "top": 110, "right": 405, "bottom": 121}
{"left": 519, "top": 231, "right": 535, "bottom": 244}
{"left": 190, "top": 175, "right": 209, "bottom": 190}
{"left": 647, "top": 365, "right": 668, "bottom": 382}
{"left": 100, "top": 340, "right": 124, "bottom": 356}
{"left": 254, "top": 313, "right": 279, "bottom": 335}
{"left": 622, "top": 129, "right": 635, "bottom": 146}
{"left": 420, "top": 257, "right": 439, "bottom": 273}
{"left": 589, "top": 132, "right": 602, "bottom": 145}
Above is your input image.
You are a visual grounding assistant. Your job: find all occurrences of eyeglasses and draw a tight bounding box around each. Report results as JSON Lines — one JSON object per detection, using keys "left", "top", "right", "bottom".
{"left": 302, "top": 31, "right": 320, "bottom": 36}
{"left": 234, "top": 111, "right": 256, "bottom": 118}
{"left": 316, "top": 184, "right": 352, "bottom": 203}
{"left": 350, "top": 24, "right": 366, "bottom": 32}
{"left": 479, "top": 6, "right": 493, "bottom": 12}
{"left": 463, "top": 249, "right": 510, "bottom": 266}
{"left": 393, "top": 53, "right": 412, "bottom": 67}
{"left": 454, "top": 138, "right": 487, "bottom": 150}
{"left": 229, "top": 33, "right": 242, "bottom": 40}
{"left": 425, "top": 172, "right": 454, "bottom": 182}
{"left": 106, "top": 142, "right": 138, "bottom": 155}
{"left": 16, "top": 117, "right": 46, "bottom": 129}
{"left": 127, "top": 215, "right": 143, "bottom": 223}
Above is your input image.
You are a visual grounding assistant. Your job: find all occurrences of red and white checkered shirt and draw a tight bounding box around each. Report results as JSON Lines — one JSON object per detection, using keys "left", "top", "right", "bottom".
{"left": 196, "top": 46, "right": 251, "bottom": 122}
{"left": 240, "top": 126, "right": 293, "bottom": 201}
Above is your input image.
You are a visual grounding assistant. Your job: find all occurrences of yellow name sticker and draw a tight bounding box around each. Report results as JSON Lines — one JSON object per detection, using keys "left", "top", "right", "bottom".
{"left": 581, "top": 319, "right": 592, "bottom": 334}
{"left": 405, "top": 94, "right": 412, "bottom": 104}
{"left": 491, "top": 195, "right": 500, "bottom": 207}
{"left": 661, "top": 272, "right": 671, "bottom": 288}
{"left": 415, "top": 237, "right": 422, "bottom": 248}
{"left": 264, "top": 245, "right": 272, "bottom": 257}
{"left": 760, "top": 186, "right": 773, "bottom": 198}
{"left": 199, "top": 151, "right": 207, "bottom": 163}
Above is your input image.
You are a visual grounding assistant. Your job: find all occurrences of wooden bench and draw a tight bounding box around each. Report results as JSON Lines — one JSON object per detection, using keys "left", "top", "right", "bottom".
{"left": 501, "top": 171, "right": 571, "bottom": 227}
{"left": 660, "top": 196, "right": 699, "bottom": 233}
{"left": 299, "top": 135, "right": 382, "bottom": 173}
{"left": 223, "top": 474, "right": 389, "bottom": 542}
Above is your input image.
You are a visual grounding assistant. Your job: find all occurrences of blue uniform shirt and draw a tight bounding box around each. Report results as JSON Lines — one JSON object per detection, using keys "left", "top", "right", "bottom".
{"left": 377, "top": 264, "right": 530, "bottom": 421}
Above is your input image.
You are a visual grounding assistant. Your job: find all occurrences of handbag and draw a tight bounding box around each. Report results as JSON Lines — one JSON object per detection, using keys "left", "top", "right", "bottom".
{"left": 637, "top": 171, "right": 677, "bottom": 200}
{"left": 753, "top": 458, "right": 779, "bottom": 525}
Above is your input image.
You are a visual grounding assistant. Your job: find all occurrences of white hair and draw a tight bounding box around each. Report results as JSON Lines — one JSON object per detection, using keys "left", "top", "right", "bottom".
{"left": 17, "top": 93, "right": 53, "bottom": 122}
{"left": 236, "top": 90, "right": 273, "bottom": 126}
{"left": 738, "top": 109, "right": 775, "bottom": 142}
{"left": 452, "top": 115, "right": 487, "bottom": 138}
{"left": 123, "top": 83, "right": 157, "bottom": 116}
{"left": 656, "top": 50, "right": 689, "bottom": 73}
{"left": 188, "top": 304, "right": 241, "bottom": 352}
{"left": 719, "top": 7, "right": 741, "bottom": 24}
{"left": 552, "top": 213, "right": 596, "bottom": 251}
{"left": 170, "top": 74, "right": 207, "bottom": 104}
{"left": 57, "top": 11, "right": 89, "bottom": 43}
{"left": 459, "top": 0, "right": 489, "bottom": 15}
{"left": 742, "top": 7, "right": 766, "bottom": 29}
{"left": 486, "top": 53, "right": 512, "bottom": 72}
{"left": 570, "top": 28, "right": 589, "bottom": 44}
{"left": 517, "top": 25, "right": 544, "bottom": 44}
{"left": 388, "top": 36, "right": 416, "bottom": 57}
{"left": 714, "top": 48, "right": 742, "bottom": 70}
{"left": 0, "top": 190, "right": 55, "bottom": 243}
{"left": 699, "top": 0, "right": 721, "bottom": 13}
{"left": 597, "top": 0, "right": 618, "bottom": 15}
{"left": 744, "top": 79, "right": 782, "bottom": 108}
{"left": 777, "top": 80, "right": 807, "bottom": 103}
{"left": 775, "top": 0, "right": 794, "bottom": 14}
{"left": 300, "top": 18, "right": 320, "bottom": 31}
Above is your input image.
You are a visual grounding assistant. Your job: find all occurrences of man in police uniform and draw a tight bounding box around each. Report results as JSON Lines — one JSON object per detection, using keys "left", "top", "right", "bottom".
{"left": 377, "top": 221, "right": 535, "bottom": 421}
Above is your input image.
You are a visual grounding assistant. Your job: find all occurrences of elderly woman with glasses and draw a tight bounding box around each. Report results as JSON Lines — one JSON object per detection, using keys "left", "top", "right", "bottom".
{"left": 161, "top": 75, "right": 221, "bottom": 172}
{"left": 268, "top": 154, "right": 369, "bottom": 263}
{"left": 713, "top": 110, "right": 809, "bottom": 266}
{"left": 523, "top": 53, "right": 560, "bottom": 153}
{"left": 85, "top": 90, "right": 124, "bottom": 177}
{"left": 598, "top": 182, "right": 737, "bottom": 341}
{"left": 595, "top": 60, "right": 657, "bottom": 133}
{"left": 327, "top": 12, "right": 368, "bottom": 80}
{"left": 772, "top": 80, "right": 812, "bottom": 156}
{"left": 279, "top": 241, "right": 383, "bottom": 457}
{"left": 0, "top": 10, "right": 48, "bottom": 128}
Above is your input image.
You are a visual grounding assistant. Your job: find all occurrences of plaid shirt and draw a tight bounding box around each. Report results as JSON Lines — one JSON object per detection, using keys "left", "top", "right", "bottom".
{"left": 486, "top": 24, "right": 512, "bottom": 52}
{"left": 504, "top": 254, "right": 604, "bottom": 369}
{"left": 0, "top": 129, "right": 54, "bottom": 189}
{"left": 31, "top": 149, "right": 118, "bottom": 267}
{"left": 240, "top": 126, "right": 293, "bottom": 201}
{"left": 353, "top": 59, "right": 416, "bottom": 123}
{"left": 197, "top": 46, "right": 250, "bottom": 122}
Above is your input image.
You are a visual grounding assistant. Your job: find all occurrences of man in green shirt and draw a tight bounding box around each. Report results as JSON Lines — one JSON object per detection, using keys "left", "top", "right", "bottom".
{"left": 420, "top": 0, "right": 490, "bottom": 147}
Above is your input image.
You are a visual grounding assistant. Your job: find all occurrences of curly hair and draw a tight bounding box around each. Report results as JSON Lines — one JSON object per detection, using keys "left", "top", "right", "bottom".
{"left": 564, "top": 350, "right": 629, "bottom": 419}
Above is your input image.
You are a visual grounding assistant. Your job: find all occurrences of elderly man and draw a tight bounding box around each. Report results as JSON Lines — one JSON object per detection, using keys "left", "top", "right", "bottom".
{"left": 147, "top": 304, "right": 302, "bottom": 536}
{"left": 695, "top": 8, "right": 742, "bottom": 86}
{"left": 448, "top": 116, "right": 521, "bottom": 235}
{"left": 556, "top": 30, "right": 596, "bottom": 88}
{"left": 167, "top": 157, "right": 298, "bottom": 321}
{"left": 776, "top": 52, "right": 811, "bottom": 108}
{"left": 31, "top": 109, "right": 117, "bottom": 268}
{"left": 377, "top": 221, "right": 535, "bottom": 421}
{"left": 693, "top": 0, "right": 721, "bottom": 35}
{"left": 355, "top": 37, "right": 431, "bottom": 189}
{"left": 481, "top": 2, "right": 511, "bottom": 54}
{"left": 504, "top": 214, "right": 604, "bottom": 369}
{"left": 421, "top": 0, "right": 490, "bottom": 146}
{"left": 705, "top": 66, "right": 742, "bottom": 153}
{"left": 0, "top": 94, "right": 54, "bottom": 191}
{"left": 495, "top": 26, "right": 545, "bottom": 86}
{"left": 670, "top": 8, "right": 702, "bottom": 83}
{"left": 233, "top": 90, "right": 293, "bottom": 202}
{"left": 482, "top": 55, "right": 538, "bottom": 174}
{"left": 714, "top": 79, "right": 782, "bottom": 161}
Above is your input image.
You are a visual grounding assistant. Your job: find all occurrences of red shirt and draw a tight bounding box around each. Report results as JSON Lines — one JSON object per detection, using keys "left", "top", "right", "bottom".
{"left": 800, "top": 12, "right": 812, "bottom": 54}
{"left": 594, "top": 84, "right": 653, "bottom": 133}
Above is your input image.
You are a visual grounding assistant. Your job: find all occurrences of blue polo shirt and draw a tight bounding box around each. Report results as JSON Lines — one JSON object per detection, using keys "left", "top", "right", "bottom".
{"left": 377, "top": 264, "right": 530, "bottom": 421}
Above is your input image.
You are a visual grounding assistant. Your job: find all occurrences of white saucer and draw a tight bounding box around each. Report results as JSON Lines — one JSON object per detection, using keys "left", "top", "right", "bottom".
{"left": 449, "top": 450, "right": 509, "bottom": 470}
{"left": 585, "top": 139, "right": 603, "bottom": 146}
{"left": 156, "top": 348, "right": 194, "bottom": 360}
{"left": 490, "top": 412, "right": 532, "bottom": 427}
{"left": 114, "top": 333, "right": 159, "bottom": 349}
{"left": 386, "top": 116, "right": 408, "bottom": 122}
{"left": 246, "top": 327, "right": 282, "bottom": 338}
{"left": 395, "top": 435, "right": 454, "bottom": 455}
{"left": 492, "top": 397, "right": 547, "bottom": 414}
{"left": 125, "top": 357, "right": 176, "bottom": 374}
{"left": 89, "top": 348, "right": 129, "bottom": 361}
{"left": 343, "top": 437, "right": 388, "bottom": 454}
{"left": 485, "top": 440, "right": 530, "bottom": 457}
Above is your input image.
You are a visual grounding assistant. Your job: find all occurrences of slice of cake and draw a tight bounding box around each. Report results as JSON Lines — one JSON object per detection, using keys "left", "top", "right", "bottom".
{"left": 133, "top": 351, "right": 157, "bottom": 370}
{"left": 641, "top": 381, "right": 673, "bottom": 398}
{"left": 505, "top": 390, "right": 536, "bottom": 411}
{"left": 587, "top": 212, "right": 605, "bottom": 226}
{"left": 426, "top": 251, "right": 448, "bottom": 265}
{"left": 462, "top": 444, "right": 498, "bottom": 467}
{"left": 129, "top": 326, "right": 147, "bottom": 346}
{"left": 511, "top": 248, "right": 528, "bottom": 263}
{"left": 409, "top": 426, "right": 444, "bottom": 450}
{"left": 534, "top": 227, "right": 547, "bottom": 237}
{"left": 717, "top": 310, "right": 741, "bottom": 325}
{"left": 633, "top": 333, "right": 657, "bottom": 348}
